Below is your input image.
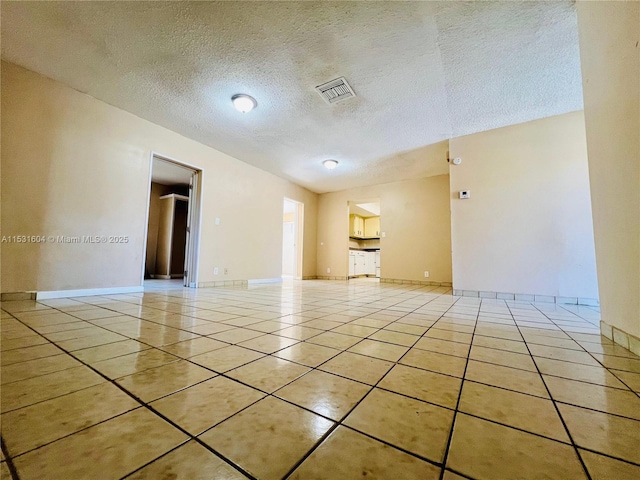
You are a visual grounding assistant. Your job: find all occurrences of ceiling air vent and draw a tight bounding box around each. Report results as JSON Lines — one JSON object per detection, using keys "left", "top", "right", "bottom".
{"left": 315, "top": 77, "right": 356, "bottom": 104}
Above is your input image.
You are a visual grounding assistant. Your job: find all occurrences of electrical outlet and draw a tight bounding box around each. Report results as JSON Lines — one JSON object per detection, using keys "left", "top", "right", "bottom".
{"left": 224, "top": 268, "right": 228, "bottom": 275}
{"left": 327, "top": 268, "right": 331, "bottom": 274}
{"left": 424, "top": 271, "right": 430, "bottom": 278}
{"left": 214, "top": 267, "right": 219, "bottom": 275}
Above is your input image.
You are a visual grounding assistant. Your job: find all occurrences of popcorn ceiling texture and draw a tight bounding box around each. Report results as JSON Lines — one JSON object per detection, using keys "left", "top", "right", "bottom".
{"left": 1, "top": 1, "right": 583, "bottom": 193}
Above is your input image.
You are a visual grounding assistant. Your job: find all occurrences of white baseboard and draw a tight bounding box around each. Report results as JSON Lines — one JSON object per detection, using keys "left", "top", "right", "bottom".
{"left": 248, "top": 278, "right": 284, "bottom": 285}
{"left": 37, "top": 285, "right": 144, "bottom": 300}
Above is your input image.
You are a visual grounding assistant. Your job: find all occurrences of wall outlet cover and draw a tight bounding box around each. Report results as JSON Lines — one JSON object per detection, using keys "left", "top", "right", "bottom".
{"left": 424, "top": 271, "right": 430, "bottom": 277}
{"left": 214, "top": 267, "right": 219, "bottom": 275}
{"left": 327, "top": 268, "right": 331, "bottom": 273}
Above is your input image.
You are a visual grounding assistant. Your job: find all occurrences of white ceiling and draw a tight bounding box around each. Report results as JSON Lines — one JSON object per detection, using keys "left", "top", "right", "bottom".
{"left": 1, "top": 1, "right": 583, "bottom": 194}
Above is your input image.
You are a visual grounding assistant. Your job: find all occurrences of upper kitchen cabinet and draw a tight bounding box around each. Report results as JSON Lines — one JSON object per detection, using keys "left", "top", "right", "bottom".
{"left": 349, "top": 214, "right": 365, "bottom": 238}
{"left": 350, "top": 214, "right": 380, "bottom": 239}
{"left": 364, "top": 216, "right": 380, "bottom": 238}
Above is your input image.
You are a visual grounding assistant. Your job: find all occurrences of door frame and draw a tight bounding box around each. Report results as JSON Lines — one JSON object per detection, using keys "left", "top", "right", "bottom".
{"left": 282, "top": 198, "right": 304, "bottom": 280}
{"left": 142, "top": 152, "right": 203, "bottom": 288}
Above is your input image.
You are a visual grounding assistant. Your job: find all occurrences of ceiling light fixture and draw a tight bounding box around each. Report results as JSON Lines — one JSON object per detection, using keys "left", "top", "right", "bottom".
{"left": 231, "top": 94, "right": 257, "bottom": 113}
{"left": 323, "top": 159, "right": 339, "bottom": 170}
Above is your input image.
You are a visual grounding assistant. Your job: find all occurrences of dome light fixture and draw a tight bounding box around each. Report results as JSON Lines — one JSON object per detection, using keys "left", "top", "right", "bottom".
{"left": 323, "top": 159, "right": 339, "bottom": 170}
{"left": 231, "top": 94, "right": 257, "bottom": 113}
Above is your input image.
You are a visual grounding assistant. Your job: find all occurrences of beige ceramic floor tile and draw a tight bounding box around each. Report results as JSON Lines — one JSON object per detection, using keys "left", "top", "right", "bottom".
{"left": 56, "top": 331, "right": 128, "bottom": 351}
{"left": 558, "top": 403, "right": 640, "bottom": 464}
{"left": 535, "top": 357, "right": 628, "bottom": 389}
{"left": 237, "top": 333, "right": 299, "bottom": 353}
{"left": 611, "top": 369, "right": 640, "bottom": 392}
{"left": 473, "top": 325, "right": 522, "bottom": 341}
{"left": 305, "top": 331, "right": 362, "bottom": 349}
{"left": 469, "top": 345, "right": 537, "bottom": 372}
{"left": 579, "top": 449, "right": 640, "bottom": 480}
{"left": 12, "top": 408, "right": 187, "bottom": 479}
{"left": 1, "top": 343, "right": 63, "bottom": 366}
{"left": 378, "top": 364, "right": 462, "bottom": 409}
{"left": 226, "top": 356, "right": 310, "bottom": 393}
{"left": 383, "top": 323, "right": 429, "bottom": 336}
{"left": 276, "top": 370, "right": 371, "bottom": 420}
{"left": 151, "top": 376, "right": 264, "bottom": 435}
{"left": 319, "top": 351, "right": 394, "bottom": 385}
{"left": 447, "top": 413, "right": 587, "bottom": 480}
{"left": 523, "top": 334, "right": 582, "bottom": 350}
{"left": 72, "top": 339, "right": 151, "bottom": 364}
{"left": 160, "top": 337, "right": 228, "bottom": 358}
{"left": 299, "top": 318, "right": 344, "bottom": 330}
{"left": 331, "top": 323, "right": 378, "bottom": 338}
{"left": 347, "top": 339, "right": 408, "bottom": 362}
{"left": 2, "top": 382, "right": 139, "bottom": 456}
{"left": 209, "top": 328, "right": 264, "bottom": 344}
{"left": 545, "top": 375, "right": 640, "bottom": 420}
{"left": 1, "top": 335, "right": 49, "bottom": 351}
{"left": 273, "top": 342, "right": 340, "bottom": 367}
{"left": 92, "top": 348, "right": 180, "bottom": 379}
{"left": 1, "top": 365, "right": 106, "bottom": 412}
{"left": 345, "top": 388, "right": 453, "bottom": 462}
{"left": 127, "top": 440, "right": 249, "bottom": 479}
{"left": 0, "top": 461, "right": 9, "bottom": 480}
{"left": 465, "top": 360, "right": 549, "bottom": 398}
{"left": 199, "top": 396, "right": 333, "bottom": 480}
{"left": 400, "top": 349, "right": 467, "bottom": 377}
{"left": 472, "top": 335, "right": 529, "bottom": 354}
{"left": 443, "top": 470, "right": 468, "bottom": 480}
{"left": 368, "top": 329, "right": 418, "bottom": 347}
{"left": 425, "top": 328, "right": 473, "bottom": 344}
{"left": 116, "top": 360, "right": 215, "bottom": 402}
{"left": 289, "top": 426, "right": 441, "bottom": 480}
{"left": 528, "top": 343, "right": 601, "bottom": 366}
{"left": 190, "top": 345, "right": 265, "bottom": 373}
{"left": 413, "top": 337, "right": 471, "bottom": 358}
{"left": 591, "top": 353, "right": 640, "bottom": 373}
{"left": 275, "top": 325, "right": 324, "bottom": 340}
{"left": 459, "top": 381, "right": 569, "bottom": 441}
{"left": 1, "top": 353, "right": 81, "bottom": 385}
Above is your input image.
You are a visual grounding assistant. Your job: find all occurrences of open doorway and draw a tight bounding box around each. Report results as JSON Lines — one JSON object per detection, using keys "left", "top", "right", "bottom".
{"left": 144, "top": 155, "right": 202, "bottom": 287}
{"left": 348, "top": 199, "right": 381, "bottom": 280}
{"left": 282, "top": 198, "right": 304, "bottom": 279}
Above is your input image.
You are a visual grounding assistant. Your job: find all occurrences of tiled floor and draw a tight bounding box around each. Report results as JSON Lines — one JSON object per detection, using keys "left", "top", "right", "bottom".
{"left": 1, "top": 279, "right": 640, "bottom": 479}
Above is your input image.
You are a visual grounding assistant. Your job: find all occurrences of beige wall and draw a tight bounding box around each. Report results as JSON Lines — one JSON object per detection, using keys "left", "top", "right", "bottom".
{"left": 318, "top": 173, "right": 452, "bottom": 283}
{"left": 449, "top": 111, "right": 599, "bottom": 299}
{"left": 577, "top": 2, "right": 640, "bottom": 337}
{"left": 1, "top": 62, "right": 317, "bottom": 292}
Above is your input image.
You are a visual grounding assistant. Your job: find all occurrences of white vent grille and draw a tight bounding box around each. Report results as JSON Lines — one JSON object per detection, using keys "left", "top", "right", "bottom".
{"left": 315, "top": 77, "right": 356, "bottom": 104}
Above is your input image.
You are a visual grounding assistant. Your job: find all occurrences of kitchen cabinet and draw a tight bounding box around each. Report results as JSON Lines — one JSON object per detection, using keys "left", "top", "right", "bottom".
{"left": 348, "top": 251, "right": 356, "bottom": 276}
{"left": 349, "top": 214, "right": 364, "bottom": 238}
{"left": 364, "top": 216, "right": 380, "bottom": 238}
{"left": 365, "top": 251, "right": 376, "bottom": 275}
{"left": 349, "top": 250, "right": 380, "bottom": 277}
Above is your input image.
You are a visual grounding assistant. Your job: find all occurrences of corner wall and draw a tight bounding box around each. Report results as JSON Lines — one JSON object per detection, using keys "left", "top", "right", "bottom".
{"left": 449, "top": 111, "right": 599, "bottom": 301}
{"left": 1, "top": 62, "right": 318, "bottom": 293}
{"left": 577, "top": 1, "right": 640, "bottom": 346}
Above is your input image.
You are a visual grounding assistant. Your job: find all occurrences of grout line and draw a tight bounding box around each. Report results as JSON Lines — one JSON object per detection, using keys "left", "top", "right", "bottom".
{"left": 0, "top": 437, "right": 21, "bottom": 480}
{"left": 508, "top": 301, "right": 593, "bottom": 480}
{"left": 437, "top": 296, "right": 481, "bottom": 480}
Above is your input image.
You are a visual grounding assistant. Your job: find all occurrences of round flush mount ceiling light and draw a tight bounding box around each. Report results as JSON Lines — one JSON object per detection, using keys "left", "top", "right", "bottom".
{"left": 231, "top": 94, "right": 257, "bottom": 113}
{"left": 323, "top": 159, "right": 339, "bottom": 170}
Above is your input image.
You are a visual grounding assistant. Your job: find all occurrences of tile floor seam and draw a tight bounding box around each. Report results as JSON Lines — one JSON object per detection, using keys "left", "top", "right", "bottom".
{"left": 0, "top": 437, "right": 20, "bottom": 480}
{"left": 508, "top": 301, "right": 593, "bottom": 480}
{"left": 532, "top": 303, "right": 640, "bottom": 401}
{"left": 437, "top": 297, "right": 482, "bottom": 480}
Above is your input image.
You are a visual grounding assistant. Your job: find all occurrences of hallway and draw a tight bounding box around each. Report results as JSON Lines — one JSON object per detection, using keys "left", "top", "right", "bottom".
{"left": 1, "top": 280, "right": 639, "bottom": 479}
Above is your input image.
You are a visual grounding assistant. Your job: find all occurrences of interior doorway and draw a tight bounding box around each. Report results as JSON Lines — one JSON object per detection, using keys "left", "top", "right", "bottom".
{"left": 144, "top": 155, "right": 202, "bottom": 287}
{"left": 282, "top": 198, "right": 304, "bottom": 279}
{"left": 348, "top": 199, "right": 381, "bottom": 281}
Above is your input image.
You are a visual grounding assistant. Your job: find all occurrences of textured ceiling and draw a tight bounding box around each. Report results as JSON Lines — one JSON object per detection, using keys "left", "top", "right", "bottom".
{"left": 1, "top": 1, "right": 583, "bottom": 193}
